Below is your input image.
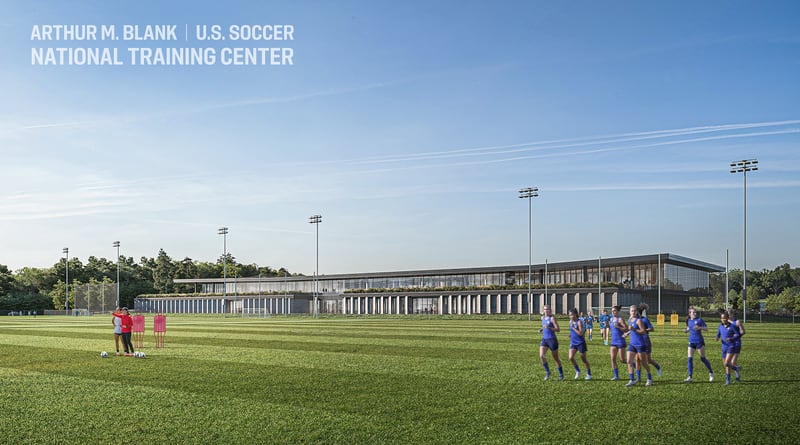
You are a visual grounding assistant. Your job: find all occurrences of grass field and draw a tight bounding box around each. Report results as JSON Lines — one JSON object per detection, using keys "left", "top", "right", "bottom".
{"left": 1, "top": 315, "right": 799, "bottom": 444}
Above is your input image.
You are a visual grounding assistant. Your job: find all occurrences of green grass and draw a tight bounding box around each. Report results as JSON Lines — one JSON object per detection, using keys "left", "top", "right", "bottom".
{"left": 1, "top": 315, "right": 799, "bottom": 444}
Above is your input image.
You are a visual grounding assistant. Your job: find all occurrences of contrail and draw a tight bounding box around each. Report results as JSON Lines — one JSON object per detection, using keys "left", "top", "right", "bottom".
{"left": 342, "top": 120, "right": 800, "bottom": 165}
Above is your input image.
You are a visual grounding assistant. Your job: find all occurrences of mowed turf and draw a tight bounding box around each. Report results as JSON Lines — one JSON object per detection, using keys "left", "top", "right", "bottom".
{"left": 1, "top": 315, "right": 799, "bottom": 444}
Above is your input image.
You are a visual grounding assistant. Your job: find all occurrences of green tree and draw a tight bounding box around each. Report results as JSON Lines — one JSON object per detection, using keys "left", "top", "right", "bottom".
{"left": 154, "top": 249, "right": 176, "bottom": 293}
{"left": 0, "top": 264, "right": 15, "bottom": 296}
{"left": 761, "top": 264, "right": 797, "bottom": 296}
{"left": 766, "top": 287, "right": 800, "bottom": 315}
{"left": 49, "top": 281, "right": 75, "bottom": 312}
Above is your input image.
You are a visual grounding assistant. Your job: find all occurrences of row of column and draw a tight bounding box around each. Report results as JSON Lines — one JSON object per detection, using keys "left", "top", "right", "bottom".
{"left": 341, "top": 292, "right": 619, "bottom": 315}
{"left": 341, "top": 294, "right": 528, "bottom": 315}
{"left": 135, "top": 297, "right": 293, "bottom": 315}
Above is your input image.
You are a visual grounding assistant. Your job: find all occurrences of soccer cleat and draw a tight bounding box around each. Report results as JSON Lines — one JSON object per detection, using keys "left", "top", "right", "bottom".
{"left": 684, "top": 376, "right": 693, "bottom": 383}
{"left": 544, "top": 374, "right": 550, "bottom": 381}
{"left": 656, "top": 367, "right": 663, "bottom": 378}
{"left": 645, "top": 379, "right": 652, "bottom": 387}
{"left": 585, "top": 374, "right": 592, "bottom": 380}
{"left": 574, "top": 371, "right": 581, "bottom": 380}
{"left": 610, "top": 376, "right": 619, "bottom": 381}
{"left": 734, "top": 367, "right": 741, "bottom": 381}
{"left": 709, "top": 373, "right": 714, "bottom": 382}
{"left": 625, "top": 380, "right": 636, "bottom": 387}
{"left": 558, "top": 375, "right": 564, "bottom": 381}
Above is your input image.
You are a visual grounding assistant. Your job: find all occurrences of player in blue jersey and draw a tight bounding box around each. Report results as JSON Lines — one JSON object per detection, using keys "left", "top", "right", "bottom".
{"left": 567, "top": 308, "right": 592, "bottom": 380}
{"left": 639, "top": 303, "right": 662, "bottom": 379}
{"left": 726, "top": 308, "right": 744, "bottom": 382}
{"left": 625, "top": 304, "right": 653, "bottom": 387}
{"left": 608, "top": 305, "right": 627, "bottom": 380}
{"left": 683, "top": 307, "right": 714, "bottom": 382}
{"left": 538, "top": 305, "right": 564, "bottom": 381}
{"left": 584, "top": 312, "right": 594, "bottom": 341}
{"left": 715, "top": 310, "right": 742, "bottom": 385}
{"left": 598, "top": 309, "right": 611, "bottom": 345}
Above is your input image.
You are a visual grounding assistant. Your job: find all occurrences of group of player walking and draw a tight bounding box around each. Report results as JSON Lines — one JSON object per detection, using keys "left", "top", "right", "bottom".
{"left": 537, "top": 303, "right": 744, "bottom": 386}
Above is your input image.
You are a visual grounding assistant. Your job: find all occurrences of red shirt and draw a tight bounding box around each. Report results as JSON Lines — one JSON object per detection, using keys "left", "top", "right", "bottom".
{"left": 113, "top": 313, "right": 134, "bottom": 333}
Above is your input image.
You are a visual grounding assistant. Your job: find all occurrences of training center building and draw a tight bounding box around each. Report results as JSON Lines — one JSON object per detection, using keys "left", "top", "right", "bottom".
{"left": 136, "top": 253, "right": 723, "bottom": 317}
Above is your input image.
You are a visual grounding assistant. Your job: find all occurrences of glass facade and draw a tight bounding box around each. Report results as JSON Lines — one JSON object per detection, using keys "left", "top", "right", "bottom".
{"left": 188, "top": 255, "right": 716, "bottom": 297}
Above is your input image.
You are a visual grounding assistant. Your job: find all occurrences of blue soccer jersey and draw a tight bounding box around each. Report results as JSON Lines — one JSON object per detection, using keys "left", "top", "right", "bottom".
{"left": 599, "top": 313, "right": 610, "bottom": 329}
{"left": 628, "top": 317, "right": 645, "bottom": 348}
{"left": 610, "top": 316, "right": 626, "bottom": 346}
{"left": 687, "top": 317, "right": 707, "bottom": 345}
{"left": 569, "top": 320, "right": 585, "bottom": 346}
{"left": 541, "top": 315, "right": 557, "bottom": 339}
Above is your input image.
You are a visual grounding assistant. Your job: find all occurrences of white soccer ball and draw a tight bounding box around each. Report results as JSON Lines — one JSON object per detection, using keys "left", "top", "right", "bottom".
{"left": 101, "top": 351, "right": 108, "bottom": 358}
{"left": 133, "top": 351, "right": 140, "bottom": 358}
{"left": 139, "top": 352, "right": 146, "bottom": 359}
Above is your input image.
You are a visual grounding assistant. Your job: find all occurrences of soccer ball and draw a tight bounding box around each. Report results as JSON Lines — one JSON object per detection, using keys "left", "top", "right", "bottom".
{"left": 139, "top": 352, "right": 146, "bottom": 359}
{"left": 133, "top": 352, "right": 141, "bottom": 358}
{"left": 101, "top": 351, "right": 108, "bottom": 358}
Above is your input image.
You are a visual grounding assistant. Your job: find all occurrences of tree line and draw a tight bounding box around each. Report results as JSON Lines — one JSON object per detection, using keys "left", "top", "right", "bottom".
{"left": 0, "top": 249, "right": 296, "bottom": 312}
{"left": 702, "top": 263, "right": 800, "bottom": 315}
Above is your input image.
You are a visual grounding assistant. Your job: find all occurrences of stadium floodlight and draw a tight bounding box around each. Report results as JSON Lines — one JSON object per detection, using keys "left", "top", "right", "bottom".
{"left": 518, "top": 187, "right": 538, "bottom": 321}
{"left": 63, "top": 247, "right": 69, "bottom": 315}
{"left": 309, "top": 214, "right": 322, "bottom": 318}
{"left": 113, "top": 241, "right": 120, "bottom": 308}
{"left": 729, "top": 159, "right": 757, "bottom": 324}
{"left": 218, "top": 227, "right": 229, "bottom": 314}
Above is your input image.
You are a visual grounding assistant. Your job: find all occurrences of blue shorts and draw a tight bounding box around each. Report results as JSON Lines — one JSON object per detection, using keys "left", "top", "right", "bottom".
{"left": 600, "top": 322, "right": 608, "bottom": 329}
{"left": 726, "top": 345, "right": 741, "bottom": 355}
{"left": 688, "top": 341, "right": 705, "bottom": 350}
{"left": 611, "top": 340, "right": 626, "bottom": 349}
{"left": 570, "top": 342, "right": 587, "bottom": 353}
{"left": 541, "top": 337, "right": 559, "bottom": 351}
{"left": 628, "top": 344, "right": 647, "bottom": 354}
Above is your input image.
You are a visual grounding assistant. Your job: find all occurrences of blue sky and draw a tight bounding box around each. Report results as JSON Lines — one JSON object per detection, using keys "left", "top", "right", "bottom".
{"left": 1, "top": 1, "right": 798, "bottom": 274}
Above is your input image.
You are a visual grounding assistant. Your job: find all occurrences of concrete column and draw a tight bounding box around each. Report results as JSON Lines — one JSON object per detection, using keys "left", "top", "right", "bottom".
{"left": 506, "top": 294, "right": 512, "bottom": 314}
{"left": 438, "top": 295, "right": 443, "bottom": 315}
{"left": 516, "top": 294, "right": 522, "bottom": 314}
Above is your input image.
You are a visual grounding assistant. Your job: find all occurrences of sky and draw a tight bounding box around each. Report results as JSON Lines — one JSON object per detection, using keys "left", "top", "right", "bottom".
{"left": 1, "top": 0, "right": 798, "bottom": 275}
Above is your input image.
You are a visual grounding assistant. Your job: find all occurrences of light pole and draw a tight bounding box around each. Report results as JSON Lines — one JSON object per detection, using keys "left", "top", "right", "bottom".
{"left": 519, "top": 187, "right": 538, "bottom": 321}
{"left": 730, "top": 159, "right": 758, "bottom": 324}
{"left": 63, "top": 247, "right": 69, "bottom": 315}
{"left": 113, "top": 241, "right": 120, "bottom": 308}
{"left": 218, "top": 227, "right": 228, "bottom": 314}
{"left": 309, "top": 214, "right": 322, "bottom": 318}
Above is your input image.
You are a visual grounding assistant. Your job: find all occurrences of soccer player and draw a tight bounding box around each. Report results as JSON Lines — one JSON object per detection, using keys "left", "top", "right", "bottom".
{"left": 727, "top": 308, "right": 744, "bottom": 381}
{"left": 715, "top": 311, "right": 742, "bottom": 385}
{"left": 538, "top": 305, "right": 564, "bottom": 381}
{"left": 567, "top": 308, "right": 592, "bottom": 380}
{"left": 112, "top": 307, "right": 135, "bottom": 356}
{"left": 112, "top": 307, "right": 122, "bottom": 356}
{"left": 625, "top": 304, "right": 653, "bottom": 387}
{"left": 598, "top": 309, "right": 611, "bottom": 345}
{"left": 608, "top": 305, "right": 628, "bottom": 380}
{"left": 639, "top": 303, "right": 663, "bottom": 379}
{"left": 584, "top": 311, "right": 594, "bottom": 341}
{"left": 683, "top": 307, "right": 714, "bottom": 382}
